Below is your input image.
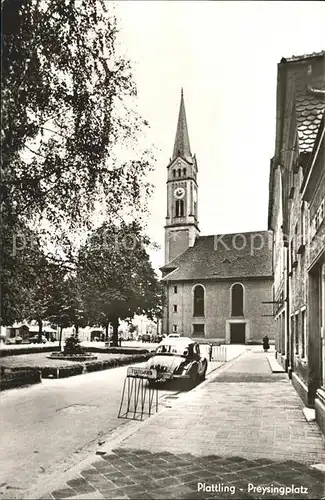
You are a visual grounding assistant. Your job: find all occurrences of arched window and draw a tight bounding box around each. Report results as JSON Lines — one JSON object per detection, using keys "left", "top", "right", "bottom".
{"left": 193, "top": 285, "right": 205, "bottom": 317}
{"left": 175, "top": 200, "right": 184, "bottom": 217}
{"left": 173, "top": 170, "right": 176, "bottom": 177}
{"left": 178, "top": 169, "right": 181, "bottom": 177}
{"left": 183, "top": 168, "right": 187, "bottom": 176}
{"left": 231, "top": 283, "right": 244, "bottom": 316}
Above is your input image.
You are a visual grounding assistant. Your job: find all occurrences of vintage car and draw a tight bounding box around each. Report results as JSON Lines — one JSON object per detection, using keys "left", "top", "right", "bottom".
{"left": 145, "top": 337, "right": 208, "bottom": 385}
{"left": 29, "top": 335, "right": 47, "bottom": 344}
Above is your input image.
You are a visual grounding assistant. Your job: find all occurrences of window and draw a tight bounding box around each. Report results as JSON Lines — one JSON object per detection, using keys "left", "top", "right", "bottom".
{"left": 231, "top": 283, "right": 244, "bottom": 317}
{"left": 290, "top": 239, "right": 294, "bottom": 271}
{"left": 291, "top": 315, "right": 295, "bottom": 353}
{"left": 173, "top": 170, "right": 176, "bottom": 177}
{"left": 174, "top": 286, "right": 178, "bottom": 294}
{"left": 172, "top": 324, "right": 178, "bottom": 333}
{"left": 300, "top": 204, "right": 305, "bottom": 246}
{"left": 314, "top": 200, "right": 325, "bottom": 232}
{"left": 193, "top": 324, "right": 205, "bottom": 337}
{"left": 175, "top": 199, "right": 184, "bottom": 217}
{"left": 178, "top": 169, "right": 181, "bottom": 177}
{"left": 281, "top": 311, "right": 285, "bottom": 354}
{"left": 301, "top": 309, "right": 306, "bottom": 358}
{"left": 183, "top": 168, "right": 187, "bottom": 176}
{"left": 295, "top": 313, "right": 299, "bottom": 355}
{"left": 173, "top": 305, "right": 177, "bottom": 313}
{"left": 194, "top": 343, "right": 201, "bottom": 355}
{"left": 193, "top": 285, "right": 205, "bottom": 317}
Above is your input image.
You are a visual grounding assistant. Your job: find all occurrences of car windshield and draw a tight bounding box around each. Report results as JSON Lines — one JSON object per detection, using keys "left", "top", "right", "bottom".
{"left": 155, "top": 344, "right": 191, "bottom": 356}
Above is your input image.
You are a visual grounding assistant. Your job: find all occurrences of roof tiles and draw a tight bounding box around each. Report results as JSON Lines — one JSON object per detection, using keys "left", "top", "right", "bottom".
{"left": 292, "top": 54, "right": 325, "bottom": 152}
{"left": 161, "top": 231, "right": 273, "bottom": 282}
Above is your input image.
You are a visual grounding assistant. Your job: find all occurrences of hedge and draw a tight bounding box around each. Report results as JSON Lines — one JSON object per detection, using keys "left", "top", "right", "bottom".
{"left": 0, "top": 345, "right": 150, "bottom": 357}
{"left": 39, "top": 352, "right": 153, "bottom": 379}
{"left": 41, "top": 365, "right": 84, "bottom": 379}
{"left": 87, "top": 346, "right": 150, "bottom": 355}
{"left": 0, "top": 366, "right": 41, "bottom": 391}
{"left": 0, "top": 346, "right": 60, "bottom": 357}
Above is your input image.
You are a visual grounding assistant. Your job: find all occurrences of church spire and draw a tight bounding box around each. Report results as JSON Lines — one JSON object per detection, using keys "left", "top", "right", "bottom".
{"left": 172, "top": 88, "right": 191, "bottom": 160}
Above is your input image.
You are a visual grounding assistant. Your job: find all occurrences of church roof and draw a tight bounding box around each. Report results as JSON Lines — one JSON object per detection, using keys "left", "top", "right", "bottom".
{"left": 161, "top": 231, "right": 273, "bottom": 281}
{"left": 172, "top": 89, "right": 192, "bottom": 161}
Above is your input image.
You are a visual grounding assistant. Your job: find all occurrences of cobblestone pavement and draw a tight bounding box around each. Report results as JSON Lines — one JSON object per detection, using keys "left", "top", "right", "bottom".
{"left": 42, "top": 350, "right": 325, "bottom": 499}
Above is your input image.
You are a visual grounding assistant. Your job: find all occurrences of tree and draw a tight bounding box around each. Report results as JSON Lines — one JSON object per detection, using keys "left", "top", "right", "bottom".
{"left": 2, "top": 0, "right": 153, "bottom": 235}
{"left": 47, "top": 274, "right": 87, "bottom": 342}
{"left": 78, "top": 221, "right": 162, "bottom": 346}
{"left": 0, "top": 223, "right": 49, "bottom": 326}
{"left": 1, "top": 0, "right": 155, "bottom": 325}
{"left": 26, "top": 260, "right": 67, "bottom": 339}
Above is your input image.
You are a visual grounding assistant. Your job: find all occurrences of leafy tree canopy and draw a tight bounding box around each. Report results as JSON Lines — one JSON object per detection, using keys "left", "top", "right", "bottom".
{"left": 2, "top": 0, "right": 154, "bottom": 241}
{"left": 1, "top": 0, "right": 157, "bottom": 325}
{"left": 78, "top": 221, "right": 162, "bottom": 345}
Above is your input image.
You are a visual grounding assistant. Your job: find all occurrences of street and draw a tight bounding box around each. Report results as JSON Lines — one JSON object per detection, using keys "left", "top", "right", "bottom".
{"left": 0, "top": 357, "right": 204, "bottom": 499}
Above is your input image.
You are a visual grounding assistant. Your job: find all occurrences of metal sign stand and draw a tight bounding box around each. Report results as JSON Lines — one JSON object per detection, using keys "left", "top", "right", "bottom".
{"left": 117, "top": 367, "right": 159, "bottom": 421}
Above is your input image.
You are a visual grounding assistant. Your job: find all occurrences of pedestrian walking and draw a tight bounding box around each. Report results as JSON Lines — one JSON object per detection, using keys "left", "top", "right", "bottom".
{"left": 208, "top": 342, "right": 213, "bottom": 361}
{"left": 262, "top": 335, "right": 270, "bottom": 352}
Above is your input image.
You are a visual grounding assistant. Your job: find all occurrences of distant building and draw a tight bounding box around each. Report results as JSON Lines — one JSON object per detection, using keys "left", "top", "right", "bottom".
{"left": 268, "top": 51, "right": 325, "bottom": 433}
{"left": 161, "top": 91, "right": 275, "bottom": 344}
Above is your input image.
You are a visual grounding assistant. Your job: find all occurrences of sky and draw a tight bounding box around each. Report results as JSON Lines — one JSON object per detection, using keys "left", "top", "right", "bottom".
{"left": 114, "top": 1, "right": 325, "bottom": 272}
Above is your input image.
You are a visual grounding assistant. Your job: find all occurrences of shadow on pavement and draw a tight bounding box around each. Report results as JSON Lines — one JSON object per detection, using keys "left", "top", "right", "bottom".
{"left": 46, "top": 449, "right": 325, "bottom": 500}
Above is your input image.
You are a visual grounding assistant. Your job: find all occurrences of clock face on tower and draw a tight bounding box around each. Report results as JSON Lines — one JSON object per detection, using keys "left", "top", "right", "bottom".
{"left": 174, "top": 187, "right": 185, "bottom": 199}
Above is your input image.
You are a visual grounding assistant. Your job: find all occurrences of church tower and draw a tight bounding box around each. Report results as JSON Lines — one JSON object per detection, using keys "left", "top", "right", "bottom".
{"left": 164, "top": 90, "right": 199, "bottom": 264}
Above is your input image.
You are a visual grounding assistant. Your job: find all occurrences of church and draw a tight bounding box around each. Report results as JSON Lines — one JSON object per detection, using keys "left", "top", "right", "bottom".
{"left": 160, "top": 91, "right": 275, "bottom": 344}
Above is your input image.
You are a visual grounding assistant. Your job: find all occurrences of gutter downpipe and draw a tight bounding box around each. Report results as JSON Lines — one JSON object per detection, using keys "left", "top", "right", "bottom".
{"left": 279, "top": 61, "right": 292, "bottom": 377}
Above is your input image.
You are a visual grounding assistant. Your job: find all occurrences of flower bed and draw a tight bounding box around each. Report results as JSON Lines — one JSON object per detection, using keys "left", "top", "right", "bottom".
{"left": 47, "top": 352, "right": 97, "bottom": 361}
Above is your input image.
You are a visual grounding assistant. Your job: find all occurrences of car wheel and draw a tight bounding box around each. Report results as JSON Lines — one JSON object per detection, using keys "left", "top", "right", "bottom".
{"left": 189, "top": 369, "right": 199, "bottom": 387}
{"left": 200, "top": 361, "right": 208, "bottom": 381}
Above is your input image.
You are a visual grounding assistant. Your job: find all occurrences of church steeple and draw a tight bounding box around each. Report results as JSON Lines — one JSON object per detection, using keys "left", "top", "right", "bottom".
{"left": 172, "top": 89, "right": 191, "bottom": 160}
{"left": 164, "top": 90, "right": 199, "bottom": 264}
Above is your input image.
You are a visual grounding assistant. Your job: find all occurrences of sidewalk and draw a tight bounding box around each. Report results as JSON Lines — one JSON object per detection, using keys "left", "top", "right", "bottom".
{"left": 40, "top": 349, "right": 325, "bottom": 499}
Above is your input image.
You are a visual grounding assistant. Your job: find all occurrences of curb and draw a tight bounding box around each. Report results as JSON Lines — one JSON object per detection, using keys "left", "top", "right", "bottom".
{"left": 266, "top": 353, "right": 286, "bottom": 373}
{"left": 303, "top": 407, "right": 316, "bottom": 422}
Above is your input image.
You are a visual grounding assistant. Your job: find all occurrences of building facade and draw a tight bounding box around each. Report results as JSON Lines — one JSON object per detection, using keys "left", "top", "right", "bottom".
{"left": 302, "top": 111, "right": 325, "bottom": 433}
{"left": 268, "top": 51, "right": 325, "bottom": 432}
{"left": 161, "top": 92, "right": 275, "bottom": 344}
